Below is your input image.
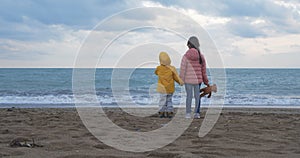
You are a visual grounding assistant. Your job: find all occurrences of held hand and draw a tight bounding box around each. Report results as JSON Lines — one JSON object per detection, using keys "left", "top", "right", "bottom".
{"left": 178, "top": 78, "right": 184, "bottom": 86}
{"left": 180, "top": 81, "right": 184, "bottom": 86}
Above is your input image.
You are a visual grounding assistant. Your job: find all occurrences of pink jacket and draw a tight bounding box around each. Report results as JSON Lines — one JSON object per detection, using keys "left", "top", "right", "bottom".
{"left": 179, "top": 48, "right": 209, "bottom": 85}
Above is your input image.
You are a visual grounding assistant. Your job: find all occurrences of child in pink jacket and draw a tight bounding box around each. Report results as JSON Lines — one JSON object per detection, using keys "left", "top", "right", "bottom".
{"left": 180, "top": 36, "right": 209, "bottom": 119}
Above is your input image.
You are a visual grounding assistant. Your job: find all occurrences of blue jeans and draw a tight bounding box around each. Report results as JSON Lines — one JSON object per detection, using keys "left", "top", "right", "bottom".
{"left": 185, "top": 84, "right": 201, "bottom": 114}
{"left": 159, "top": 93, "right": 173, "bottom": 112}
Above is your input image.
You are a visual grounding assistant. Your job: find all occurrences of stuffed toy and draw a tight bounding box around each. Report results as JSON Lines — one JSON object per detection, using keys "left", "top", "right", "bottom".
{"left": 200, "top": 84, "right": 217, "bottom": 98}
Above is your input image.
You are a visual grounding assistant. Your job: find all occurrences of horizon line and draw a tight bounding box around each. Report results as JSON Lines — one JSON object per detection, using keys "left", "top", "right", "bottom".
{"left": 0, "top": 67, "right": 299, "bottom": 69}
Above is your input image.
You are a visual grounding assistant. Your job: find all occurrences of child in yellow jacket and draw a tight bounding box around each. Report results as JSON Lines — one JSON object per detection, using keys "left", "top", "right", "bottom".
{"left": 155, "top": 52, "right": 184, "bottom": 118}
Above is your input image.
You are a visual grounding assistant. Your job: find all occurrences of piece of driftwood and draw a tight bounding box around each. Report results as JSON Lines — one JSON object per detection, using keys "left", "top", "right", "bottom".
{"left": 9, "top": 137, "right": 43, "bottom": 148}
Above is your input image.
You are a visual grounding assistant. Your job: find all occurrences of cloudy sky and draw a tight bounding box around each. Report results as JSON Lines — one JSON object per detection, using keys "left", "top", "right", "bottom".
{"left": 0, "top": 0, "right": 299, "bottom": 68}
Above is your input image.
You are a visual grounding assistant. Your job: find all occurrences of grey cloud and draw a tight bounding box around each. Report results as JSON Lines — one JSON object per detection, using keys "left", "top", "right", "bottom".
{"left": 0, "top": 0, "right": 134, "bottom": 41}
{"left": 0, "top": 0, "right": 129, "bottom": 27}
{"left": 0, "top": 47, "right": 48, "bottom": 61}
{"left": 225, "top": 18, "right": 266, "bottom": 38}
{"left": 151, "top": 0, "right": 300, "bottom": 35}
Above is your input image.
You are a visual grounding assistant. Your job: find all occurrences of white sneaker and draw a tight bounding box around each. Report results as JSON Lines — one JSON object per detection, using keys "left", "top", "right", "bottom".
{"left": 194, "top": 113, "right": 201, "bottom": 119}
{"left": 185, "top": 113, "right": 191, "bottom": 119}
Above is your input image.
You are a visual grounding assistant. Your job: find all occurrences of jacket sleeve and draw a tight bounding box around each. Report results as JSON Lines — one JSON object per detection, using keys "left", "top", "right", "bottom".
{"left": 169, "top": 66, "right": 183, "bottom": 85}
{"left": 179, "top": 56, "right": 187, "bottom": 81}
{"left": 201, "top": 55, "right": 209, "bottom": 85}
{"left": 155, "top": 66, "right": 159, "bottom": 75}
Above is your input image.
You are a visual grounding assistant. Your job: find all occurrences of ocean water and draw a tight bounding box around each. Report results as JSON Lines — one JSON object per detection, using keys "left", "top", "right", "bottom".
{"left": 0, "top": 68, "right": 299, "bottom": 108}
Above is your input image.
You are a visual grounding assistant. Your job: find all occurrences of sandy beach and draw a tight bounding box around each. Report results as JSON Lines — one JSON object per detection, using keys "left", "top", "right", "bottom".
{"left": 0, "top": 107, "right": 300, "bottom": 158}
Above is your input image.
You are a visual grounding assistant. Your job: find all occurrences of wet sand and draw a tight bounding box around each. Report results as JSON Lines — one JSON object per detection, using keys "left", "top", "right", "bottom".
{"left": 0, "top": 107, "right": 300, "bottom": 158}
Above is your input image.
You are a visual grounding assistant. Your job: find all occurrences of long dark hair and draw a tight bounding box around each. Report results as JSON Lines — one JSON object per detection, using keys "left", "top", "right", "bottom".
{"left": 187, "top": 36, "right": 202, "bottom": 65}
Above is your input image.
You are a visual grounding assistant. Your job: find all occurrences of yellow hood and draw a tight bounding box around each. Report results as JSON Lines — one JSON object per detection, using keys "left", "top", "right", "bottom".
{"left": 159, "top": 52, "right": 171, "bottom": 66}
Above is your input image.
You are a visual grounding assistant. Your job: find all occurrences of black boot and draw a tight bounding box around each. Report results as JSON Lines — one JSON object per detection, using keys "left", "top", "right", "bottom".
{"left": 158, "top": 111, "right": 165, "bottom": 118}
{"left": 166, "top": 112, "right": 173, "bottom": 118}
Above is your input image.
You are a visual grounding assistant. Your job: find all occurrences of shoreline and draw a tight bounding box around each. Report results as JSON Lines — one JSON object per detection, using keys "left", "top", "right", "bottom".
{"left": 2, "top": 105, "right": 300, "bottom": 114}
{"left": 2, "top": 104, "right": 300, "bottom": 108}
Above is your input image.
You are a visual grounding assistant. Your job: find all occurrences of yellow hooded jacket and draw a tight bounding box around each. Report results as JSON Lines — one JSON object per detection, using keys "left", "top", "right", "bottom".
{"left": 155, "top": 52, "right": 183, "bottom": 94}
